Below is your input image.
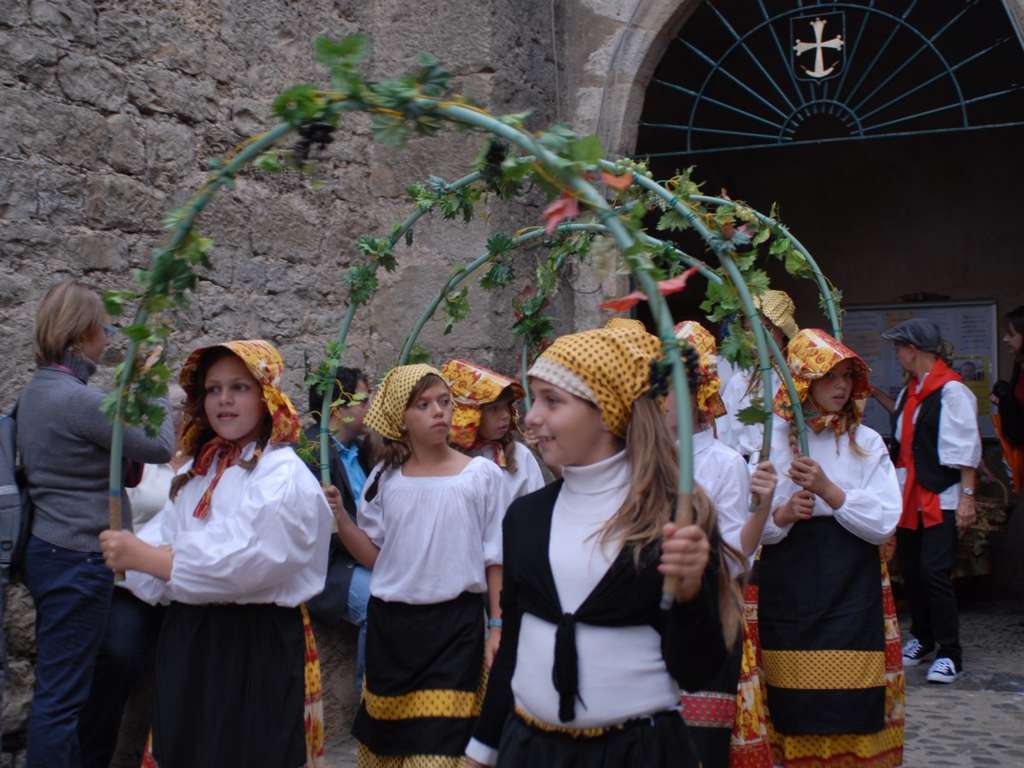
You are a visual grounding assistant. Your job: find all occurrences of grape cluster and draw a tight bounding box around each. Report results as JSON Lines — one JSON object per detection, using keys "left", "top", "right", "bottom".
{"left": 681, "top": 345, "right": 702, "bottom": 393}
{"left": 481, "top": 139, "right": 508, "bottom": 180}
{"left": 294, "top": 122, "right": 336, "bottom": 164}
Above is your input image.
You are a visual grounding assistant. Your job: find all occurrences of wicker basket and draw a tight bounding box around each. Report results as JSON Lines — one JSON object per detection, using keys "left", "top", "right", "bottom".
{"left": 954, "top": 478, "right": 1010, "bottom": 579}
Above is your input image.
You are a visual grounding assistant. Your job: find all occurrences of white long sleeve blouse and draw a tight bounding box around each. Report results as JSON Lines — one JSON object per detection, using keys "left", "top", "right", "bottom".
{"left": 756, "top": 416, "right": 901, "bottom": 546}
{"left": 472, "top": 441, "right": 546, "bottom": 502}
{"left": 358, "top": 456, "right": 510, "bottom": 604}
{"left": 893, "top": 376, "right": 981, "bottom": 509}
{"left": 716, "top": 369, "right": 778, "bottom": 457}
{"left": 693, "top": 429, "right": 751, "bottom": 576}
{"left": 126, "top": 443, "right": 332, "bottom": 607}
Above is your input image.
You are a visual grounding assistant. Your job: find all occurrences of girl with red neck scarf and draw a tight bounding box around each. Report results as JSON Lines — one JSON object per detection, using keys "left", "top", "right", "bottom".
{"left": 754, "top": 329, "right": 904, "bottom": 768}
{"left": 100, "top": 340, "right": 333, "bottom": 768}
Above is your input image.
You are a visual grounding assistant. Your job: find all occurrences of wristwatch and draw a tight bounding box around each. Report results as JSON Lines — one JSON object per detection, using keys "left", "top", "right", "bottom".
{"left": 961, "top": 487, "right": 975, "bottom": 497}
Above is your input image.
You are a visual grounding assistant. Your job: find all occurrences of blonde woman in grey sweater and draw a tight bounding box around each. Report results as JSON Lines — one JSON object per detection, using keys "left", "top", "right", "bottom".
{"left": 17, "top": 280, "right": 173, "bottom": 768}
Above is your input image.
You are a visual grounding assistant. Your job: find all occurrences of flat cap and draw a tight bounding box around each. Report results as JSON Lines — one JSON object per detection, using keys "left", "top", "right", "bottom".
{"left": 880, "top": 317, "right": 942, "bottom": 354}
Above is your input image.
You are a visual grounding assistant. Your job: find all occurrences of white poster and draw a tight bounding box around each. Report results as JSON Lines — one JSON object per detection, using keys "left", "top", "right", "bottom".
{"left": 842, "top": 301, "right": 998, "bottom": 438}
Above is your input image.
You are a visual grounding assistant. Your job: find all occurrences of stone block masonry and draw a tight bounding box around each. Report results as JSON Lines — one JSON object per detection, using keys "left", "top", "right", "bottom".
{"left": 0, "top": 0, "right": 561, "bottom": 758}
{"left": 0, "top": 0, "right": 565, "bottom": 408}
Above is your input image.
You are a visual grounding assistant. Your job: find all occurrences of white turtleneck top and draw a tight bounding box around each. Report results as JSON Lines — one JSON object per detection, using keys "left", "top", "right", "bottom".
{"left": 509, "top": 451, "right": 680, "bottom": 726}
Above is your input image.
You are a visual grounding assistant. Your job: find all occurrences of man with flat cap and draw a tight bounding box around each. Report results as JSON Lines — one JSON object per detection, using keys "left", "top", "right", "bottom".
{"left": 882, "top": 318, "right": 980, "bottom": 684}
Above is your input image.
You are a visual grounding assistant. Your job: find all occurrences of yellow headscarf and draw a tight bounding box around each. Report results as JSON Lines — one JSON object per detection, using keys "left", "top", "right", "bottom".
{"left": 528, "top": 318, "right": 661, "bottom": 437}
{"left": 674, "top": 320, "right": 727, "bottom": 420}
{"left": 439, "top": 359, "right": 524, "bottom": 463}
{"left": 773, "top": 329, "right": 872, "bottom": 435}
{"left": 178, "top": 339, "right": 301, "bottom": 454}
{"left": 364, "top": 363, "right": 444, "bottom": 441}
{"left": 753, "top": 289, "right": 799, "bottom": 340}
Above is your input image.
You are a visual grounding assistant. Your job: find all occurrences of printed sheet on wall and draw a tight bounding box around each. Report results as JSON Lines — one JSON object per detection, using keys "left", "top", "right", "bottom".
{"left": 843, "top": 300, "right": 998, "bottom": 439}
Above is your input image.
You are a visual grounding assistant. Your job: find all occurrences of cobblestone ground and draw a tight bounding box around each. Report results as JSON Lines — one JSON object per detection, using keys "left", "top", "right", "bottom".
{"left": 902, "top": 599, "right": 1024, "bottom": 767}
{"left": 323, "top": 599, "right": 1024, "bottom": 767}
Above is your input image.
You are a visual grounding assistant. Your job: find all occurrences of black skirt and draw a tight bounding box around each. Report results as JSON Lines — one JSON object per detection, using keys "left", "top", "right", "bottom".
{"left": 758, "top": 516, "right": 886, "bottom": 736}
{"left": 151, "top": 602, "right": 307, "bottom": 768}
{"left": 496, "top": 710, "right": 700, "bottom": 768}
{"left": 680, "top": 636, "right": 743, "bottom": 768}
{"left": 352, "top": 591, "right": 485, "bottom": 761}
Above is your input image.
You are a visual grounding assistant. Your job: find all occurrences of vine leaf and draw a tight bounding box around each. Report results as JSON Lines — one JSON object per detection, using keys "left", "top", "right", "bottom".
{"left": 598, "top": 266, "right": 700, "bottom": 313}
{"left": 481, "top": 261, "right": 513, "bottom": 290}
{"left": 600, "top": 170, "right": 633, "bottom": 190}
{"left": 543, "top": 194, "right": 579, "bottom": 235}
{"left": 737, "top": 401, "right": 767, "bottom": 427}
{"left": 442, "top": 287, "right": 470, "bottom": 334}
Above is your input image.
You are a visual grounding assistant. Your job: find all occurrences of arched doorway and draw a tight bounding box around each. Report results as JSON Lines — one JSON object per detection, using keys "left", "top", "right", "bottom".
{"left": 632, "top": 0, "right": 1024, "bottom": 381}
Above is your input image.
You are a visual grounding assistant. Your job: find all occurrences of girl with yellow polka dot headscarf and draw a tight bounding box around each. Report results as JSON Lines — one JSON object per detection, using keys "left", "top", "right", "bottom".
{"left": 465, "top": 319, "right": 739, "bottom": 768}
{"left": 331, "top": 364, "right": 512, "bottom": 768}
{"left": 718, "top": 289, "right": 801, "bottom": 458}
{"left": 666, "top": 320, "right": 777, "bottom": 768}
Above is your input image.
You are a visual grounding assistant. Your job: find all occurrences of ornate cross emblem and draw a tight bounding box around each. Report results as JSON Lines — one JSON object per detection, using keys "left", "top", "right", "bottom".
{"left": 792, "top": 15, "right": 845, "bottom": 81}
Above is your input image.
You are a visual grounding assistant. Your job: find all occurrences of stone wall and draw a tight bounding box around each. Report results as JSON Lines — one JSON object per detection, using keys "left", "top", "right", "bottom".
{"left": 0, "top": 0, "right": 567, "bottom": 410}
{"left": 0, "top": 0, "right": 564, "bottom": 759}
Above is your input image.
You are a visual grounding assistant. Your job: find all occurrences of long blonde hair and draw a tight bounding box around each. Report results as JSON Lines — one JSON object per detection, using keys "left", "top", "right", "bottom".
{"left": 597, "top": 396, "right": 743, "bottom": 649}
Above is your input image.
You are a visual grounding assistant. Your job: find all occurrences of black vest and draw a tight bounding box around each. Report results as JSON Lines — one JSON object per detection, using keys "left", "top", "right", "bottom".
{"left": 890, "top": 386, "right": 960, "bottom": 495}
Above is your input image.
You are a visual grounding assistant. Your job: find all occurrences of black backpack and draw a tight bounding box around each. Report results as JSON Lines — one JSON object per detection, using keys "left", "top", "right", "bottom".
{"left": 0, "top": 402, "right": 33, "bottom": 578}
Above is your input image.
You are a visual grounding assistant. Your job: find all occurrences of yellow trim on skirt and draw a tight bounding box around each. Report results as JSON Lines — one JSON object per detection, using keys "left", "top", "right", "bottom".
{"left": 761, "top": 650, "right": 886, "bottom": 690}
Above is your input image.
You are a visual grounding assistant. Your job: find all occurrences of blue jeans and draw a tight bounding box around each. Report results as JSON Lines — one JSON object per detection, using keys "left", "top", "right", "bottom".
{"left": 23, "top": 535, "right": 113, "bottom": 768}
{"left": 347, "top": 564, "right": 371, "bottom": 691}
{"left": 0, "top": 566, "right": 8, "bottom": 754}
{"left": 79, "top": 588, "right": 164, "bottom": 768}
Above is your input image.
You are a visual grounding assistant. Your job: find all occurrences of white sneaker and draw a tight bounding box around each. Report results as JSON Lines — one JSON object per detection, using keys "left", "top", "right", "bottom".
{"left": 902, "top": 638, "right": 932, "bottom": 666}
{"left": 926, "top": 656, "right": 958, "bottom": 684}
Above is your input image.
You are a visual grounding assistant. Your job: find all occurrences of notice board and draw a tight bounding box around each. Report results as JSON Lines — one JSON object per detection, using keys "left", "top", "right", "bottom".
{"left": 842, "top": 300, "right": 998, "bottom": 439}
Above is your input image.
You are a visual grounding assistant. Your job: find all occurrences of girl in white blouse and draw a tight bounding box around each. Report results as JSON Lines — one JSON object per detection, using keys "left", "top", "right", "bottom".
{"left": 330, "top": 364, "right": 510, "bottom": 768}
{"left": 753, "top": 329, "right": 904, "bottom": 768}
{"left": 667, "top": 321, "right": 777, "bottom": 768}
{"left": 99, "top": 340, "right": 333, "bottom": 768}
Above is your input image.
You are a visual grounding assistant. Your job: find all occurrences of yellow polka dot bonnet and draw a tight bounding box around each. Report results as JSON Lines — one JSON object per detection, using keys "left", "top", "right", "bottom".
{"left": 439, "top": 359, "right": 524, "bottom": 450}
{"left": 364, "top": 363, "right": 445, "bottom": 441}
{"left": 753, "top": 289, "right": 799, "bottom": 340}
{"left": 674, "top": 320, "right": 727, "bottom": 420}
{"left": 528, "top": 318, "right": 661, "bottom": 437}
{"left": 178, "top": 339, "right": 301, "bottom": 454}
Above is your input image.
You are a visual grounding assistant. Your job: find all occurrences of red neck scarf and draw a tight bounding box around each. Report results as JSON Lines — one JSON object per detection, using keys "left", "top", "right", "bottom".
{"left": 897, "top": 359, "right": 961, "bottom": 529}
{"left": 472, "top": 439, "right": 509, "bottom": 468}
{"left": 190, "top": 437, "right": 245, "bottom": 519}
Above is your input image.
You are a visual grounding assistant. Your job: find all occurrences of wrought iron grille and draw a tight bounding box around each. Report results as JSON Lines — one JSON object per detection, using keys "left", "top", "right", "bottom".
{"left": 639, "top": 0, "right": 1024, "bottom": 156}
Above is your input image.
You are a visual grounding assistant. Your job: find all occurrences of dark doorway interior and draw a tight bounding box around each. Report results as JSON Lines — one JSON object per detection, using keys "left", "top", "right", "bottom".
{"left": 633, "top": 1, "right": 1024, "bottom": 381}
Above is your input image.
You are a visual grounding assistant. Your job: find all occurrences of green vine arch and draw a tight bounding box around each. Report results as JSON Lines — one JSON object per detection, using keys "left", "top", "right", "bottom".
{"left": 102, "top": 35, "right": 843, "bottom": 599}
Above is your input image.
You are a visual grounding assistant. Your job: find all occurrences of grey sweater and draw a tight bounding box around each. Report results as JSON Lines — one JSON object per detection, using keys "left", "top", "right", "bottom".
{"left": 17, "top": 359, "right": 175, "bottom": 552}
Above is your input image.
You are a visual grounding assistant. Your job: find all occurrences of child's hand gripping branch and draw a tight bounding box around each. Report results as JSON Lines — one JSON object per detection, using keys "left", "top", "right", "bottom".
{"left": 789, "top": 455, "right": 847, "bottom": 510}
{"left": 743, "top": 460, "right": 778, "bottom": 555}
{"left": 324, "top": 484, "right": 380, "bottom": 570}
{"left": 658, "top": 523, "right": 711, "bottom": 602}
{"left": 100, "top": 530, "right": 172, "bottom": 580}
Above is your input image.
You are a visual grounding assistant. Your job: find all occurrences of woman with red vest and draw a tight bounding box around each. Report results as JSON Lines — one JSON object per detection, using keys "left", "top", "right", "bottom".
{"left": 882, "top": 318, "right": 981, "bottom": 684}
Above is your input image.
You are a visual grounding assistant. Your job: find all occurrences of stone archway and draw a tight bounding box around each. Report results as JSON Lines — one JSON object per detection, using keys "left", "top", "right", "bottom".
{"left": 564, "top": 0, "right": 1024, "bottom": 156}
